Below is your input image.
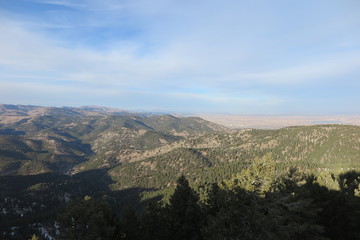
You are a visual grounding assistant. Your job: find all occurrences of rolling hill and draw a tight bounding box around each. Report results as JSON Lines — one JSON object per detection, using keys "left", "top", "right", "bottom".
{"left": 0, "top": 104, "right": 231, "bottom": 175}
{"left": 2, "top": 104, "right": 360, "bottom": 239}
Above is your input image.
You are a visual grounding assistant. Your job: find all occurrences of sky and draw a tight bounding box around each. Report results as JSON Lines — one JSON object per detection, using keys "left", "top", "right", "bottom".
{"left": 0, "top": 0, "right": 359, "bottom": 114}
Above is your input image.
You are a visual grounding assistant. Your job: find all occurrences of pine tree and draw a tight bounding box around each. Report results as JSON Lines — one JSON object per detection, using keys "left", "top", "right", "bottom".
{"left": 224, "top": 153, "right": 278, "bottom": 195}
{"left": 165, "top": 175, "right": 203, "bottom": 240}
{"left": 58, "top": 196, "right": 118, "bottom": 240}
{"left": 120, "top": 206, "right": 141, "bottom": 240}
{"left": 202, "top": 163, "right": 326, "bottom": 240}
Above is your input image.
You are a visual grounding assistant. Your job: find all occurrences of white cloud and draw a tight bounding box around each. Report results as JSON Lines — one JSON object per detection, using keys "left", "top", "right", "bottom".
{"left": 1, "top": 0, "right": 359, "bottom": 113}
{"left": 33, "top": 0, "right": 126, "bottom": 11}
{"left": 222, "top": 51, "right": 360, "bottom": 86}
{"left": 1, "top": 11, "right": 359, "bottom": 89}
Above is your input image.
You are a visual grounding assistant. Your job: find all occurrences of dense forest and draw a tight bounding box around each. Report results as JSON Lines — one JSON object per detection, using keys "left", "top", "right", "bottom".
{"left": 26, "top": 156, "right": 360, "bottom": 240}
{"left": 2, "top": 155, "right": 360, "bottom": 239}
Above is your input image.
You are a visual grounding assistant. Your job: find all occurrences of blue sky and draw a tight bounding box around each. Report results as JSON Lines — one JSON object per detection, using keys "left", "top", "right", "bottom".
{"left": 0, "top": 0, "right": 359, "bottom": 114}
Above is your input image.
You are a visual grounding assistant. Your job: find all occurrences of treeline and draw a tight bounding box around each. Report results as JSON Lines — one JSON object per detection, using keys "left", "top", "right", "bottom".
{"left": 50, "top": 155, "right": 360, "bottom": 240}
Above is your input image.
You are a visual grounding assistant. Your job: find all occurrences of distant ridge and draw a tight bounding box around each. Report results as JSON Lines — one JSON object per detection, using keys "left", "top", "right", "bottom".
{"left": 0, "top": 103, "right": 231, "bottom": 175}
{"left": 0, "top": 104, "right": 166, "bottom": 118}
{"left": 79, "top": 105, "right": 130, "bottom": 114}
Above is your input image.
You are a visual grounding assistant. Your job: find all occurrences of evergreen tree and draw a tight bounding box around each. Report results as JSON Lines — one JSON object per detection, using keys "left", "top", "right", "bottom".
{"left": 202, "top": 164, "right": 326, "bottom": 240}
{"left": 141, "top": 201, "right": 170, "bottom": 240}
{"left": 58, "top": 196, "right": 118, "bottom": 240}
{"left": 224, "top": 153, "right": 279, "bottom": 196}
{"left": 120, "top": 206, "right": 141, "bottom": 240}
{"left": 338, "top": 171, "right": 360, "bottom": 196}
{"left": 165, "top": 175, "right": 203, "bottom": 240}
{"left": 305, "top": 174, "right": 360, "bottom": 240}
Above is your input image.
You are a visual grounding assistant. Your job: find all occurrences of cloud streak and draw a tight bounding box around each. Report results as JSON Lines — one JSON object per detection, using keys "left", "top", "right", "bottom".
{"left": 0, "top": 0, "right": 359, "bottom": 114}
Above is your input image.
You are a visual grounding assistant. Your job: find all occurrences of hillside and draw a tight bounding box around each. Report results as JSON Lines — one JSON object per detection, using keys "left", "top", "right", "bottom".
{"left": 2, "top": 104, "right": 360, "bottom": 184}
{"left": 107, "top": 124, "right": 360, "bottom": 198}
{"left": 2, "top": 105, "right": 360, "bottom": 239}
{"left": 0, "top": 104, "right": 230, "bottom": 175}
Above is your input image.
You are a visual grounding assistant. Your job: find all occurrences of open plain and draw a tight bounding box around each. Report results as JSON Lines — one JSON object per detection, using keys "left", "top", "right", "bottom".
{"left": 197, "top": 114, "right": 360, "bottom": 129}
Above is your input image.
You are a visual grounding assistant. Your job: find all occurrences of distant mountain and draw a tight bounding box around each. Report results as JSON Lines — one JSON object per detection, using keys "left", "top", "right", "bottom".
{"left": 0, "top": 104, "right": 158, "bottom": 119}
{"left": 0, "top": 104, "right": 231, "bottom": 175}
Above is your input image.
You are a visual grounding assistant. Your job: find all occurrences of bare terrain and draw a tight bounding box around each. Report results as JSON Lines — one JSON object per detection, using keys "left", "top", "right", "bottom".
{"left": 197, "top": 114, "right": 360, "bottom": 129}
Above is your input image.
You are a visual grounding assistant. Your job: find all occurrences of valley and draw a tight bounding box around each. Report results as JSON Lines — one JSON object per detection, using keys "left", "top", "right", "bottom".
{"left": 1, "top": 104, "right": 360, "bottom": 239}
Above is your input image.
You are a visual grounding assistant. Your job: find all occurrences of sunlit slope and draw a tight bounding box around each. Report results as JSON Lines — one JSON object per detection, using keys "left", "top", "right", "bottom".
{"left": 0, "top": 105, "right": 230, "bottom": 175}
{"left": 107, "top": 124, "right": 360, "bottom": 191}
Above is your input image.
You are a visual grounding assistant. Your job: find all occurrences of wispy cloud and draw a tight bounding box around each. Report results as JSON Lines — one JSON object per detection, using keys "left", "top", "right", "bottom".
{"left": 34, "top": 0, "right": 80, "bottom": 8}
{"left": 0, "top": 0, "right": 359, "bottom": 113}
{"left": 222, "top": 51, "right": 360, "bottom": 86}
{"left": 33, "top": 0, "right": 126, "bottom": 11}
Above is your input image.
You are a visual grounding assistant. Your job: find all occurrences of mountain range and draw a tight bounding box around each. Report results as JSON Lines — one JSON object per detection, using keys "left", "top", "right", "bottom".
{"left": 2, "top": 104, "right": 360, "bottom": 185}
{"left": 0, "top": 104, "right": 231, "bottom": 176}
{"left": 1, "top": 104, "right": 360, "bottom": 239}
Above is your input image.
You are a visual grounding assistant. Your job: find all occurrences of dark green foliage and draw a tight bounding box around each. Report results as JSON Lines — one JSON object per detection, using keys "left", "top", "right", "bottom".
{"left": 165, "top": 175, "right": 203, "bottom": 240}
{"left": 3, "top": 170, "right": 360, "bottom": 240}
{"left": 140, "top": 173, "right": 355, "bottom": 240}
{"left": 201, "top": 167, "right": 326, "bottom": 240}
{"left": 140, "top": 175, "right": 203, "bottom": 240}
{"left": 338, "top": 171, "right": 360, "bottom": 196}
{"left": 305, "top": 175, "right": 360, "bottom": 240}
{"left": 0, "top": 170, "right": 118, "bottom": 239}
{"left": 140, "top": 201, "right": 170, "bottom": 240}
{"left": 119, "top": 206, "right": 141, "bottom": 240}
{"left": 58, "top": 196, "right": 118, "bottom": 240}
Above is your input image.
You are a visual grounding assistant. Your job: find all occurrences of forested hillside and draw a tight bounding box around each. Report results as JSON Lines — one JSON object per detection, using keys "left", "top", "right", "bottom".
{"left": 1, "top": 105, "right": 360, "bottom": 239}
{"left": 108, "top": 124, "right": 360, "bottom": 201}
{"left": 0, "top": 104, "right": 230, "bottom": 175}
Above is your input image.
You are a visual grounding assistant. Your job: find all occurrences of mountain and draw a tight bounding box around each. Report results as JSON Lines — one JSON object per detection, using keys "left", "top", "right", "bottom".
{"left": 0, "top": 104, "right": 231, "bottom": 175}
{"left": 108, "top": 124, "right": 360, "bottom": 196}
{"left": 0, "top": 104, "right": 150, "bottom": 119}
{"left": 2, "top": 104, "right": 360, "bottom": 239}
{"left": 2, "top": 104, "right": 360, "bottom": 183}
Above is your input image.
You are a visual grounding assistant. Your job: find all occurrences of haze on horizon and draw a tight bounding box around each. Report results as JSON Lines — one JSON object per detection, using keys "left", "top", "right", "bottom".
{"left": 0, "top": 0, "right": 359, "bottom": 115}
